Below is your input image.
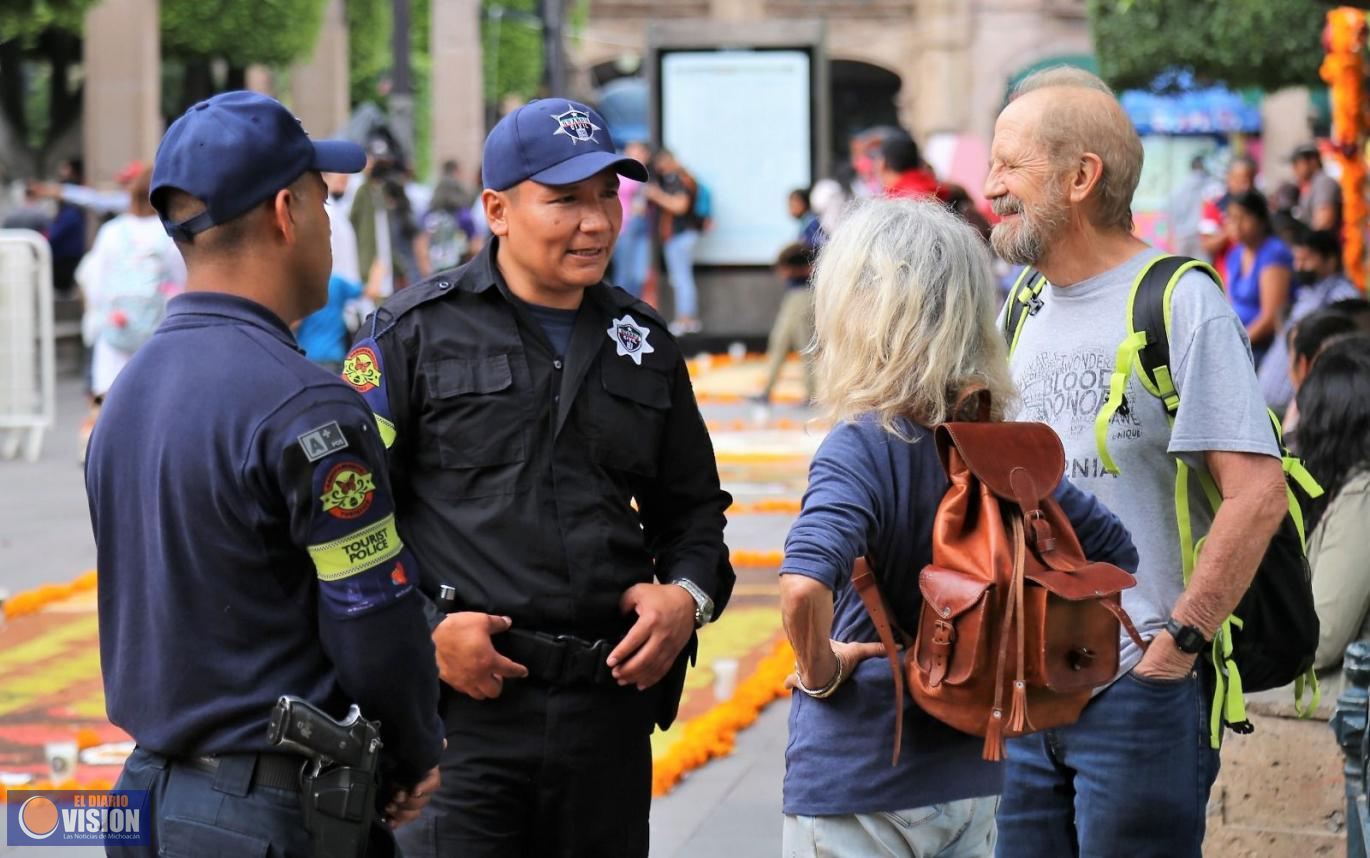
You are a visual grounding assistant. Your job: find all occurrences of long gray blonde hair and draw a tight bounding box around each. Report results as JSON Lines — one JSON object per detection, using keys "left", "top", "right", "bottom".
{"left": 810, "top": 197, "right": 1018, "bottom": 436}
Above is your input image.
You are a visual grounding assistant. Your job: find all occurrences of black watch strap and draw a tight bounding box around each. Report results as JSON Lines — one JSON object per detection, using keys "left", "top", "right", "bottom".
{"left": 1164, "top": 618, "right": 1209, "bottom": 654}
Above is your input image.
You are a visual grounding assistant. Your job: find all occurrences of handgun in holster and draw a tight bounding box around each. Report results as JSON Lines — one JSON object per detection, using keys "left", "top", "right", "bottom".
{"left": 268, "top": 695, "right": 383, "bottom": 858}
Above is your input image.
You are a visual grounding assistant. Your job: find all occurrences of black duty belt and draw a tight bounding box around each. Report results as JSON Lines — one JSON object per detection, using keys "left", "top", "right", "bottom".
{"left": 181, "top": 752, "right": 306, "bottom": 793}
{"left": 494, "top": 628, "right": 619, "bottom": 686}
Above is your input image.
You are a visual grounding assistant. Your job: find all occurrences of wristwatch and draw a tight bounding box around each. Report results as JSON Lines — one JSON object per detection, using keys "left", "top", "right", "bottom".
{"left": 1164, "top": 618, "right": 1210, "bottom": 654}
{"left": 672, "top": 578, "right": 715, "bottom": 628}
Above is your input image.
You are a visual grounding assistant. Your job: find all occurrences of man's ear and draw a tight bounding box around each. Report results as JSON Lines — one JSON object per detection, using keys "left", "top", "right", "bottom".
{"left": 484, "top": 188, "right": 510, "bottom": 238}
{"left": 272, "top": 188, "right": 298, "bottom": 245}
{"left": 1068, "top": 152, "right": 1105, "bottom": 206}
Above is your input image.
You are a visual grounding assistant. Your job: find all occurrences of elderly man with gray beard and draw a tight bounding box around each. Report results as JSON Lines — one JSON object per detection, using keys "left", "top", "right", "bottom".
{"left": 985, "top": 68, "right": 1287, "bottom": 858}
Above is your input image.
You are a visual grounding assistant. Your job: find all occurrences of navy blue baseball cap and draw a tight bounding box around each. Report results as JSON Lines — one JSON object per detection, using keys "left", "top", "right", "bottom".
{"left": 151, "top": 91, "right": 366, "bottom": 240}
{"left": 482, "top": 99, "right": 649, "bottom": 191}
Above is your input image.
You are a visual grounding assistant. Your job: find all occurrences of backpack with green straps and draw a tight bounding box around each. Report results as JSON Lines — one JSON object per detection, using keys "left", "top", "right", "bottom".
{"left": 1002, "top": 256, "right": 1324, "bottom": 746}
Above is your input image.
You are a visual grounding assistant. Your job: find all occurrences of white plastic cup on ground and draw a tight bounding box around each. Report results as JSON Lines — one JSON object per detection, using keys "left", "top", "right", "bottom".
{"left": 713, "top": 657, "right": 740, "bottom": 701}
{"left": 46, "top": 740, "right": 78, "bottom": 783}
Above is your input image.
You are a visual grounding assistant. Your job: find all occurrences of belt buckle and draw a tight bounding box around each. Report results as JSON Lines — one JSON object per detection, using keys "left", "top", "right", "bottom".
{"left": 587, "top": 638, "right": 614, "bottom": 685}
{"left": 554, "top": 635, "right": 613, "bottom": 685}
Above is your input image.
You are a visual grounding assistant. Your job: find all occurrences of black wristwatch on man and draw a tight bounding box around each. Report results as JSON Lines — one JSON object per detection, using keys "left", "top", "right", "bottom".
{"left": 1164, "top": 617, "right": 1210, "bottom": 654}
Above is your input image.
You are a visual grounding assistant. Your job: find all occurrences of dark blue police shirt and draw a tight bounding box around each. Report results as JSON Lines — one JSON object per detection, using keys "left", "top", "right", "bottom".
{"left": 85, "top": 292, "right": 443, "bottom": 785}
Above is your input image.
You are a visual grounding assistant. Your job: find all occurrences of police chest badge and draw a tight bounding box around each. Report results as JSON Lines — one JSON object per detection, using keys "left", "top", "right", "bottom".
{"left": 607, "top": 315, "right": 655, "bottom": 366}
{"left": 552, "top": 104, "right": 600, "bottom": 145}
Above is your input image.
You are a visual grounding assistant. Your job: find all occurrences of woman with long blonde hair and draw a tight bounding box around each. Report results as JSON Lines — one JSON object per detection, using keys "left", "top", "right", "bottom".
{"left": 778, "top": 198, "right": 1136, "bottom": 857}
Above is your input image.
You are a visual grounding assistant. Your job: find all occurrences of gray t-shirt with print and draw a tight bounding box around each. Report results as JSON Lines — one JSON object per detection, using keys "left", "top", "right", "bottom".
{"left": 1006, "top": 248, "right": 1280, "bottom": 675}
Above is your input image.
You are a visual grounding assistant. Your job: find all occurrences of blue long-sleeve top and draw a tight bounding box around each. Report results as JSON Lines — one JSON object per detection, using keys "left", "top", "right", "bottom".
{"left": 780, "top": 415, "right": 1138, "bottom": 816}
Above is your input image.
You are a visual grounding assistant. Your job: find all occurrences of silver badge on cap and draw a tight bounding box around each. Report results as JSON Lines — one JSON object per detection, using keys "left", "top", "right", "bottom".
{"left": 552, "top": 104, "right": 601, "bottom": 145}
{"left": 607, "top": 314, "right": 655, "bottom": 366}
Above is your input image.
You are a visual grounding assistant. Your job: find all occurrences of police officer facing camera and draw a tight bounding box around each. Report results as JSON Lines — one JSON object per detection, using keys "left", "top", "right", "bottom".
{"left": 344, "top": 98, "right": 735, "bottom": 856}
{"left": 86, "top": 91, "right": 443, "bottom": 857}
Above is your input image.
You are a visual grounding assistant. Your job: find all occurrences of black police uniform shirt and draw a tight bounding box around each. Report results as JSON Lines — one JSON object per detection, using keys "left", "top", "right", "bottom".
{"left": 86, "top": 292, "right": 443, "bottom": 785}
{"left": 344, "top": 238, "right": 734, "bottom": 642}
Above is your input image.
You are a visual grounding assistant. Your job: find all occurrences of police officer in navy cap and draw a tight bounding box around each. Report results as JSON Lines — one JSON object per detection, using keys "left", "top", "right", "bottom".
{"left": 344, "top": 98, "right": 735, "bottom": 856}
{"left": 85, "top": 90, "right": 444, "bottom": 856}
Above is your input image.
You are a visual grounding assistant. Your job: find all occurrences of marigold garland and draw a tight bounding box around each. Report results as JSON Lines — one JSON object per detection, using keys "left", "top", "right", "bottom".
{"left": 0, "top": 571, "right": 118, "bottom": 794}
{"left": 730, "top": 549, "right": 785, "bottom": 568}
{"left": 3, "top": 570, "right": 97, "bottom": 620}
{"left": 652, "top": 638, "right": 795, "bottom": 797}
{"left": 1320, "top": 7, "right": 1369, "bottom": 290}
{"left": 727, "top": 498, "right": 803, "bottom": 516}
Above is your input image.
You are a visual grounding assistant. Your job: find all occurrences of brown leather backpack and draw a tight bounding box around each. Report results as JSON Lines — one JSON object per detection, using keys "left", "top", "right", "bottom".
{"left": 854, "top": 414, "right": 1143, "bottom": 763}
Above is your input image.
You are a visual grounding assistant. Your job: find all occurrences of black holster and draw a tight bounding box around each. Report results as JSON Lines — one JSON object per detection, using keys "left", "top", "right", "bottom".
{"left": 300, "top": 764, "right": 378, "bottom": 858}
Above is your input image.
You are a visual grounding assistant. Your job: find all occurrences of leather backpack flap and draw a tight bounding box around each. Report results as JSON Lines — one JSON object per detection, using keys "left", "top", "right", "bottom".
{"left": 915, "top": 566, "right": 993, "bottom": 688}
{"left": 935, "top": 422, "right": 1064, "bottom": 507}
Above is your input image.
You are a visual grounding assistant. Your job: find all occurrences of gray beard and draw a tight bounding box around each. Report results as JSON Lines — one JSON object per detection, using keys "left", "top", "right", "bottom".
{"left": 990, "top": 217, "right": 1047, "bottom": 266}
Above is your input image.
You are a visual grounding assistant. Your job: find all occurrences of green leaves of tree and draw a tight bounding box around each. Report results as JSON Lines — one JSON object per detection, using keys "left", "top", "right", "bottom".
{"left": 1088, "top": 0, "right": 1327, "bottom": 91}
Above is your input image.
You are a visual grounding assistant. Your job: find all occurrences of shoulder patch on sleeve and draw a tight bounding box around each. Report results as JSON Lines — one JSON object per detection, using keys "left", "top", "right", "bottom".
{"left": 319, "top": 460, "right": 377, "bottom": 519}
{"left": 297, "top": 420, "right": 349, "bottom": 462}
{"left": 342, "top": 338, "right": 398, "bottom": 448}
{"left": 343, "top": 345, "right": 383, "bottom": 393}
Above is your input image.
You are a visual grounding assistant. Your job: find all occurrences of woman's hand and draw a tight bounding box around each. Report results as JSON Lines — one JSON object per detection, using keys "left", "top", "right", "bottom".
{"left": 786, "top": 638, "right": 888, "bottom": 695}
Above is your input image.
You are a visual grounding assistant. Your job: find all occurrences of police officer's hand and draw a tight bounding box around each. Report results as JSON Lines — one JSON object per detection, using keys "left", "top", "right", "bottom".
{"left": 384, "top": 764, "right": 441, "bottom": 829}
{"left": 432, "top": 612, "right": 529, "bottom": 700}
{"left": 607, "top": 583, "right": 697, "bottom": 690}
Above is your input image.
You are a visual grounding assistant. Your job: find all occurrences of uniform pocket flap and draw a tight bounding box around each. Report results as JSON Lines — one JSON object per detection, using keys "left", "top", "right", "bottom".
{"left": 919, "top": 565, "right": 992, "bottom": 619}
{"left": 1025, "top": 562, "right": 1135, "bottom": 601}
{"left": 601, "top": 359, "right": 671, "bottom": 409}
{"left": 426, "top": 354, "right": 513, "bottom": 398}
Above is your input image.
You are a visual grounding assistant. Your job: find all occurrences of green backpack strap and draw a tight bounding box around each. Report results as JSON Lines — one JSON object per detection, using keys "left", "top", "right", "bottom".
{"left": 1002, "top": 266, "right": 1049, "bottom": 357}
{"left": 1094, "top": 256, "right": 1219, "bottom": 474}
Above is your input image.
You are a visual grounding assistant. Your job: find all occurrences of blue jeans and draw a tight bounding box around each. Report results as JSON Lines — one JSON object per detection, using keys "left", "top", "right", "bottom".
{"left": 995, "top": 670, "right": 1220, "bottom": 858}
{"left": 663, "top": 229, "right": 701, "bottom": 318}
{"left": 613, "top": 216, "right": 652, "bottom": 298}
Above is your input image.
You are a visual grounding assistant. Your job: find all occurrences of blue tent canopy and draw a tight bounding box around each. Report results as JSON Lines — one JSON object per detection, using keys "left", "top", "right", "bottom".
{"left": 1120, "top": 71, "right": 1262, "bottom": 135}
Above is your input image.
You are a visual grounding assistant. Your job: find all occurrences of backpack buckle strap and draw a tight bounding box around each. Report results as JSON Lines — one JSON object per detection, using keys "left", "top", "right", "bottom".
{"left": 1024, "top": 509, "right": 1056, "bottom": 553}
{"left": 927, "top": 621, "right": 954, "bottom": 688}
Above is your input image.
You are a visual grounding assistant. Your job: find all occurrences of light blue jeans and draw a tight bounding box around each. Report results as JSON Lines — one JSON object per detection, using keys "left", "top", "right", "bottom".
{"left": 613, "top": 215, "right": 652, "bottom": 298}
{"left": 783, "top": 796, "right": 999, "bottom": 857}
{"left": 664, "top": 229, "right": 701, "bottom": 318}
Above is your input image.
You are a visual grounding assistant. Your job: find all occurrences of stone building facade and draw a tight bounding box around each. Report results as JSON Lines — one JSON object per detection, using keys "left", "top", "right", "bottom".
{"left": 574, "top": 0, "right": 1093, "bottom": 182}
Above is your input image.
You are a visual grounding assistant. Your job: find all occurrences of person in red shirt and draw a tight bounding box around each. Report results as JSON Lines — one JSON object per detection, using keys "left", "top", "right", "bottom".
{"left": 880, "top": 137, "right": 948, "bottom": 201}
{"left": 1199, "top": 154, "right": 1257, "bottom": 281}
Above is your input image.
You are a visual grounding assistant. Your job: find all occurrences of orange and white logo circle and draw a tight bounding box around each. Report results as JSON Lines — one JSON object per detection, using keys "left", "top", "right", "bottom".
{"left": 18, "top": 796, "right": 60, "bottom": 840}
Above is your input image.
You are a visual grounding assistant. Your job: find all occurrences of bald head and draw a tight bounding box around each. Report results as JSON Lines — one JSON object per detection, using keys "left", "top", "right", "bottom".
{"left": 1004, "top": 67, "right": 1143, "bottom": 231}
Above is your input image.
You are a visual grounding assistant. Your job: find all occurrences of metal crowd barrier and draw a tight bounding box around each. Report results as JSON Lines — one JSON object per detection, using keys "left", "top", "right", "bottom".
{"left": 1334, "top": 641, "right": 1370, "bottom": 857}
{"left": 0, "top": 229, "right": 55, "bottom": 462}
